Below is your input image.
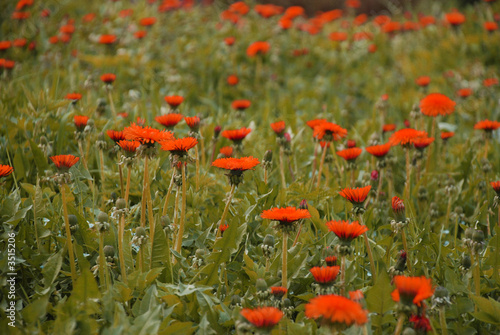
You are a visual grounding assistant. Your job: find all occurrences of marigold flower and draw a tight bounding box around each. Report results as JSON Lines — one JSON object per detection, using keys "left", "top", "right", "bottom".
{"left": 310, "top": 266, "right": 340, "bottom": 284}
{"left": 338, "top": 185, "right": 371, "bottom": 207}
{"left": 415, "top": 76, "right": 431, "bottom": 87}
{"left": 160, "top": 137, "right": 198, "bottom": 155}
{"left": 474, "top": 119, "right": 500, "bottom": 131}
{"left": 270, "top": 121, "right": 286, "bottom": 136}
{"left": 313, "top": 122, "right": 348, "bottom": 141}
{"left": 123, "top": 123, "right": 173, "bottom": 145}
{"left": 140, "top": 17, "right": 156, "bottom": 26}
{"left": 383, "top": 124, "right": 396, "bottom": 132}
{"left": 107, "top": 130, "right": 126, "bottom": 143}
{"left": 0, "top": 165, "right": 14, "bottom": 178}
{"left": 155, "top": 113, "right": 183, "bottom": 129}
{"left": 99, "top": 34, "right": 116, "bottom": 44}
{"left": 284, "top": 6, "right": 304, "bottom": 19}
{"left": 50, "top": 155, "right": 80, "bottom": 171}
{"left": 219, "top": 146, "right": 233, "bottom": 157}
{"left": 490, "top": 181, "right": 500, "bottom": 195}
{"left": 279, "top": 18, "right": 293, "bottom": 29}
{"left": 391, "top": 275, "right": 434, "bottom": 307}
{"left": 100, "top": 73, "right": 116, "bottom": 84}
{"left": 240, "top": 307, "right": 283, "bottom": 329}
{"left": 445, "top": 12, "right": 466, "bottom": 26}
{"left": 164, "top": 95, "right": 184, "bottom": 108}
{"left": 270, "top": 286, "right": 287, "bottom": 299}
{"left": 420, "top": 93, "right": 456, "bottom": 117}
{"left": 440, "top": 132, "right": 454, "bottom": 140}
{"left": 231, "top": 100, "right": 251, "bottom": 110}
{"left": 366, "top": 143, "right": 391, "bottom": 158}
{"left": 261, "top": 207, "right": 310, "bottom": 231}
{"left": 66, "top": 93, "right": 82, "bottom": 101}
{"left": 212, "top": 156, "right": 260, "bottom": 172}
{"left": 184, "top": 116, "right": 200, "bottom": 131}
{"left": 389, "top": 128, "right": 427, "bottom": 146}
{"left": 73, "top": 115, "right": 89, "bottom": 131}
{"left": 118, "top": 140, "right": 140, "bottom": 153}
{"left": 221, "top": 127, "right": 251, "bottom": 142}
{"left": 483, "top": 78, "right": 498, "bottom": 87}
{"left": 326, "top": 220, "right": 368, "bottom": 242}
{"left": 227, "top": 74, "right": 238, "bottom": 85}
{"left": 457, "top": 88, "right": 472, "bottom": 98}
{"left": 336, "top": 147, "right": 362, "bottom": 161}
{"left": 305, "top": 294, "right": 368, "bottom": 326}
{"left": 413, "top": 137, "right": 434, "bottom": 150}
{"left": 246, "top": 41, "right": 270, "bottom": 57}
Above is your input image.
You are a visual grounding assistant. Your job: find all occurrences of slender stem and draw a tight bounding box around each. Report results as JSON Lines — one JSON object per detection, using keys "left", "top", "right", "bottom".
{"left": 173, "top": 185, "right": 180, "bottom": 228}
{"left": 439, "top": 306, "right": 448, "bottom": 335}
{"left": 107, "top": 89, "right": 116, "bottom": 117}
{"left": 292, "top": 221, "right": 303, "bottom": 247}
{"left": 316, "top": 146, "right": 327, "bottom": 190}
{"left": 78, "top": 140, "right": 88, "bottom": 170}
{"left": 425, "top": 117, "right": 436, "bottom": 173}
{"left": 99, "top": 233, "right": 107, "bottom": 290}
{"left": 474, "top": 252, "right": 481, "bottom": 297}
{"left": 264, "top": 168, "right": 268, "bottom": 185}
{"left": 445, "top": 196, "right": 453, "bottom": 230}
{"left": 216, "top": 184, "right": 236, "bottom": 239}
{"left": 484, "top": 137, "right": 489, "bottom": 159}
{"left": 498, "top": 205, "right": 500, "bottom": 229}
{"left": 162, "top": 171, "right": 176, "bottom": 217}
{"left": 61, "top": 185, "right": 77, "bottom": 284}
{"left": 404, "top": 148, "right": 411, "bottom": 200}
{"left": 310, "top": 141, "right": 319, "bottom": 188}
{"left": 99, "top": 149, "right": 105, "bottom": 187}
{"left": 394, "top": 314, "right": 405, "bottom": 335}
{"left": 140, "top": 156, "right": 149, "bottom": 228}
{"left": 279, "top": 146, "right": 286, "bottom": 189}
{"left": 340, "top": 255, "right": 346, "bottom": 296}
{"left": 200, "top": 131, "right": 206, "bottom": 167}
{"left": 125, "top": 166, "right": 131, "bottom": 205}
{"left": 376, "top": 168, "right": 384, "bottom": 203}
{"left": 195, "top": 145, "right": 200, "bottom": 191}
{"left": 330, "top": 143, "right": 342, "bottom": 183}
{"left": 401, "top": 229, "right": 412, "bottom": 273}
{"left": 138, "top": 248, "right": 143, "bottom": 273}
{"left": 282, "top": 232, "right": 288, "bottom": 293}
{"left": 210, "top": 139, "right": 217, "bottom": 164}
{"left": 174, "top": 165, "right": 187, "bottom": 253}
{"left": 360, "top": 217, "right": 377, "bottom": 282}
{"left": 118, "top": 164, "right": 124, "bottom": 198}
{"left": 147, "top": 182, "right": 155, "bottom": 269}
{"left": 118, "top": 214, "right": 127, "bottom": 284}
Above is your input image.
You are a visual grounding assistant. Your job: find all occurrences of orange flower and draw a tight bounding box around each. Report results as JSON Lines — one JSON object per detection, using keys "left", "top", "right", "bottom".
{"left": 82, "top": 13, "right": 95, "bottom": 23}
{"left": 0, "top": 165, "right": 14, "bottom": 178}
{"left": 389, "top": 128, "right": 427, "bottom": 146}
{"left": 221, "top": 127, "right": 251, "bottom": 142}
{"left": 0, "top": 59, "right": 15, "bottom": 69}
{"left": 325, "top": 256, "right": 337, "bottom": 266}
{"left": 117, "top": 140, "right": 140, "bottom": 154}
{"left": 50, "top": 155, "right": 80, "bottom": 171}
{"left": 229, "top": 1, "right": 249, "bottom": 15}
{"left": 134, "top": 30, "right": 147, "bottom": 39}
{"left": 160, "top": 137, "right": 198, "bottom": 155}
{"left": 123, "top": 123, "right": 174, "bottom": 145}
{"left": 139, "top": 17, "right": 156, "bottom": 26}
{"left": 413, "top": 136, "right": 434, "bottom": 150}
{"left": 254, "top": 4, "right": 283, "bottom": 18}
{"left": 283, "top": 6, "right": 304, "bottom": 19}
{"left": 224, "top": 36, "right": 235, "bottom": 46}
{"left": 490, "top": 181, "right": 500, "bottom": 195}
{"left": 336, "top": 147, "right": 362, "bottom": 161}
{"left": 415, "top": 76, "right": 431, "bottom": 87}
{"left": 100, "top": 73, "right": 116, "bottom": 84}
{"left": 420, "top": 93, "right": 456, "bottom": 117}
{"left": 65, "top": 93, "right": 82, "bottom": 101}
{"left": 366, "top": 143, "right": 391, "bottom": 158}
{"left": 99, "top": 34, "right": 116, "bottom": 44}
{"left": 440, "top": 131, "right": 455, "bottom": 140}
{"left": 349, "top": 290, "right": 364, "bottom": 302}
{"left": 419, "top": 16, "right": 435, "bottom": 26}
{"left": 306, "top": 118, "right": 327, "bottom": 130}
{"left": 227, "top": 74, "right": 238, "bottom": 85}
{"left": 445, "top": 12, "right": 466, "bottom": 26}
{"left": 270, "top": 286, "right": 287, "bottom": 299}
{"left": 325, "top": 220, "right": 368, "bottom": 242}
{"left": 310, "top": 266, "right": 340, "bottom": 284}
{"left": 164, "top": 95, "right": 184, "bottom": 108}
{"left": 60, "top": 25, "right": 75, "bottom": 34}
{"left": 484, "top": 21, "right": 498, "bottom": 32}
{"left": 305, "top": 294, "right": 368, "bottom": 326}
{"left": 474, "top": 119, "right": 500, "bottom": 131}
{"left": 219, "top": 223, "right": 229, "bottom": 235}
{"left": 73, "top": 115, "right": 89, "bottom": 131}
{"left": 240, "top": 307, "right": 283, "bottom": 329}
{"left": 382, "top": 21, "right": 401, "bottom": 34}
{"left": 338, "top": 185, "right": 371, "bottom": 206}
{"left": 231, "top": 100, "right": 251, "bottom": 110}
{"left": 12, "top": 12, "right": 30, "bottom": 20}
{"left": 155, "top": 114, "right": 183, "bottom": 129}
{"left": 0, "top": 41, "right": 11, "bottom": 50}
{"left": 392, "top": 196, "right": 405, "bottom": 213}
{"left": 329, "top": 32, "right": 348, "bottom": 41}
{"left": 391, "top": 276, "right": 434, "bottom": 307}
{"left": 212, "top": 157, "right": 260, "bottom": 177}
{"left": 219, "top": 146, "right": 233, "bottom": 157}
{"left": 106, "top": 130, "right": 126, "bottom": 143}
{"left": 279, "top": 18, "right": 293, "bottom": 30}
{"left": 457, "top": 88, "right": 472, "bottom": 98}
{"left": 270, "top": 121, "right": 286, "bottom": 136}
{"left": 261, "top": 206, "right": 311, "bottom": 224}
{"left": 13, "top": 38, "right": 27, "bottom": 48}
{"left": 313, "top": 122, "right": 348, "bottom": 141}
{"left": 246, "top": 41, "right": 270, "bottom": 57}
{"left": 483, "top": 78, "right": 498, "bottom": 87}
{"left": 373, "top": 15, "right": 391, "bottom": 26}
{"left": 382, "top": 124, "right": 396, "bottom": 132}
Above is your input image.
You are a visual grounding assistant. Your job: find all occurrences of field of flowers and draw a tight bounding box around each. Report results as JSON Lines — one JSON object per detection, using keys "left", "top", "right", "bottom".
{"left": 1, "top": 0, "right": 500, "bottom": 334}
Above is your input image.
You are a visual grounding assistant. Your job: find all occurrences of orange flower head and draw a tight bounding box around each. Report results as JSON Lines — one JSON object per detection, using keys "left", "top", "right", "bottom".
{"left": 66, "top": 93, "right": 82, "bottom": 101}
{"left": 270, "top": 286, "right": 287, "bottom": 299}
{"left": 366, "top": 143, "right": 391, "bottom": 158}
{"left": 12, "top": 12, "right": 30, "bottom": 20}
{"left": 227, "top": 74, "right": 239, "bottom": 85}
{"left": 389, "top": 128, "right": 428, "bottom": 147}
{"left": 326, "top": 220, "right": 368, "bottom": 243}
{"left": 261, "top": 206, "right": 311, "bottom": 231}
{"left": 13, "top": 38, "right": 27, "bottom": 48}
{"left": 155, "top": 113, "right": 183, "bottom": 129}
{"left": 270, "top": 121, "right": 286, "bottom": 136}
{"left": 336, "top": 147, "right": 362, "bottom": 161}
{"left": 99, "top": 34, "right": 116, "bottom": 44}
{"left": 224, "top": 37, "right": 235, "bottom": 46}
{"left": 107, "top": 130, "right": 126, "bottom": 143}
{"left": 229, "top": 2, "right": 249, "bottom": 15}
{"left": 219, "top": 223, "right": 229, "bottom": 235}
{"left": 413, "top": 136, "right": 434, "bottom": 150}
{"left": 240, "top": 307, "right": 283, "bottom": 330}
{"left": 100, "top": 73, "right": 116, "bottom": 84}
{"left": 474, "top": 119, "right": 500, "bottom": 131}
{"left": 392, "top": 196, "right": 406, "bottom": 222}
{"left": 254, "top": 4, "right": 283, "bottom": 18}
{"left": 490, "top": 181, "right": 500, "bottom": 195}
{"left": 339, "top": 185, "right": 371, "bottom": 207}
{"left": 305, "top": 294, "right": 368, "bottom": 326}
{"left": 73, "top": 115, "right": 89, "bottom": 131}
{"left": 306, "top": 118, "right": 327, "bottom": 130}
{"left": 445, "top": 12, "right": 466, "bottom": 26}
{"left": 160, "top": 137, "right": 198, "bottom": 156}
{"left": 484, "top": 21, "right": 498, "bottom": 32}
{"left": 50, "top": 155, "right": 80, "bottom": 171}
{"left": 349, "top": 290, "right": 364, "bottom": 303}
{"left": 213, "top": 156, "right": 260, "bottom": 185}
{"left": 219, "top": 146, "right": 233, "bottom": 157}
{"left": 310, "top": 266, "right": 340, "bottom": 284}
{"left": 134, "top": 30, "right": 147, "bottom": 39}
{"left": 325, "top": 256, "right": 337, "bottom": 266}
{"left": 164, "top": 95, "right": 184, "bottom": 108}
{"left": 117, "top": 140, "right": 140, "bottom": 156}
{"left": 0, "top": 41, "right": 12, "bottom": 50}
{"left": 415, "top": 76, "right": 431, "bottom": 87}
{"left": 382, "top": 21, "right": 401, "bottom": 34}
{"left": 420, "top": 93, "right": 456, "bottom": 117}
{"left": 284, "top": 6, "right": 305, "bottom": 19}
{"left": 221, "top": 127, "right": 251, "bottom": 143}
{"left": 184, "top": 116, "right": 200, "bottom": 131}
{"left": 483, "top": 78, "right": 498, "bottom": 87}
{"left": 440, "top": 132, "right": 454, "bottom": 140}
{"left": 139, "top": 17, "right": 157, "bottom": 26}
{"left": 0, "top": 165, "right": 14, "bottom": 178}
{"left": 457, "top": 88, "right": 472, "bottom": 98}
{"left": 313, "top": 122, "right": 348, "bottom": 141}
{"left": 383, "top": 124, "right": 396, "bottom": 133}
{"left": 123, "top": 123, "right": 173, "bottom": 146}
{"left": 391, "top": 275, "right": 434, "bottom": 307}
{"left": 329, "top": 32, "right": 348, "bottom": 42}
{"left": 231, "top": 99, "right": 251, "bottom": 111}
{"left": 246, "top": 41, "right": 270, "bottom": 57}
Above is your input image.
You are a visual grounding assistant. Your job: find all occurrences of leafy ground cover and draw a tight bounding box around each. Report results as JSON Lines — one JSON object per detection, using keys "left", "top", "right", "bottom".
{"left": 1, "top": 0, "right": 500, "bottom": 334}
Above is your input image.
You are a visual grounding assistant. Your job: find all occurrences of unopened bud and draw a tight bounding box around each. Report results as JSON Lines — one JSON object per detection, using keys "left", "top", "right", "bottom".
{"left": 116, "top": 198, "right": 126, "bottom": 210}
{"left": 256, "top": 278, "right": 268, "bottom": 292}
{"left": 104, "top": 245, "right": 115, "bottom": 257}
{"left": 97, "top": 212, "right": 108, "bottom": 223}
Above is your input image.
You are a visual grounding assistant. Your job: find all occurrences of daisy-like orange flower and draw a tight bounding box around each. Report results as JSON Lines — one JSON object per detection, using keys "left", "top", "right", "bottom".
{"left": 306, "top": 118, "right": 327, "bottom": 130}
{"left": 310, "top": 266, "right": 340, "bottom": 284}
{"left": 270, "top": 121, "right": 286, "bottom": 136}
{"left": 184, "top": 116, "right": 200, "bottom": 132}
{"left": 415, "top": 76, "right": 431, "bottom": 87}
{"left": 474, "top": 119, "right": 500, "bottom": 132}
{"left": 329, "top": 32, "right": 348, "bottom": 42}
{"left": 139, "top": 17, "right": 156, "bottom": 26}
{"left": 445, "top": 12, "right": 466, "bottom": 26}
{"left": 227, "top": 74, "right": 238, "bottom": 85}
{"left": 212, "top": 157, "right": 260, "bottom": 183}
{"left": 231, "top": 99, "right": 251, "bottom": 111}
{"left": 392, "top": 196, "right": 406, "bottom": 222}
{"left": 155, "top": 114, "right": 183, "bottom": 129}
{"left": 366, "top": 143, "right": 391, "bottom": 158}
{"left": 338, "top": 185, "right": 371, "bottom": 207}
{"left": 326, "top": 220, "right": 368, "bottom": 242}
{"left": 391, "top": 275, "right": 434, "bottom": 307}
{"left": 221, "top": 127, "right": 252, "bottom": 143}
{"left": 383, "top": 124, "right": 396, "bottom": 133}
{"left": 123, "top": 123, "right": 173, "bottom": 145}
{"left": 160, "top": 137, "right": 198, "bottom": 156}
{"left": 490, "top": 181, "right": 500, "bottom": 195}
{"left": 164, "top": 95, "right": 184, "bottom": 108}
{"left": 117, "top": 140, "right": 140, "bottom": 156}
{"left": 100, "top": 73, "right": 116, "bottom": 84}
{"left": 240, "top": 307, "right": 283, "bottom": 330}
{"left": 261, "top": 206, "right": 311, "bottom": 224}
{"left": 50, "top": 155, "right": 80, "bottom": 171}
{"left": 246, "top": 41, "right": 270, "bottom": 57}
{"left": 389, "top": 128, "right": 428, "bottom": 146}
{"left": 440, "top": 131, "right": 455, "bottom": 140}
{"left": 219, "top": 146, "right": 233, "bottom": 158}
{"left": 224, "top": 36, "right": 235, "bottom": 46}
{"left": 336, "top": 147, "right": 362, "bottom": 161}
{"left": 313, "top": 122, "right": 348, "bottom": 141}
{"left": 107, "top": 130, "right": 126, "bottom": 143}
{"left": 457, "top": 88, "right": 472, "bottom": 98}
{"left": 99, "top": 34, "right": 116, "bottom": 44}
{"left": 413, "top": 136, "right": 434, "bottom": 150}
{"left": 134, "top": 30, "right": 147, "bottom": 39}
{"left": 270, "top": 286, "right": 287, "bottom": 299}
{"left": 73, "top": 115, "right": 89, "bottom": 132}
{"left": 0, "top": 165, "right": 14, "bottom": 178}
{"left": 483, "top": 78, "right": 498, "bottom": 87}
{"left": 305, "top": 294, "right": 368, "bottom": 327}
{"left": 65, "top": 93, "right": 82, "bottom": 101}
{"left": 219, "top": 223, "right": 229, "bottom": 235}
{"left": 420, "top": 93, "right": 456, "bottom": 117}
{"left": 484, "top": 21, "right": 498, "bottom": 31}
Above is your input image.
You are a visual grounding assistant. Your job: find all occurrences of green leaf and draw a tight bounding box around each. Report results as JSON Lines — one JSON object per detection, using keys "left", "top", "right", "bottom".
{"left": 29, "top": 139, "right": 49, "bottom": 173}
{"left": 129, "top": 305, "right": 162, "bottom": 335}
{"left": 42, "top": 248, "right": 64, "bottom": 287}
{"left": 159, "top": 321, "right": 195, "bottom": 335}
{"left": 365, "top": 271, "right": 395, "bottom": 329}
{"left": 138, "top": 284, "right": 158, "bottom": 316}
{"left": 308, "top": 206, "right": 328, "bottom": 234}
{"left": 195, "top": 314, "right": 216, "bottom": 335}
{"left": 22, "top": 295, "right": 49, "bottom": 325}
{"left": 471, "top": 296, "right": 500, "bottom": 325}
{"left": 151, "top": 221, "right": 169, "bottom": 269}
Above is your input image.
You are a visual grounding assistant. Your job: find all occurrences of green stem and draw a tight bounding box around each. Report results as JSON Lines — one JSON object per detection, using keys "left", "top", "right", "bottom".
{"left": 174, "top": 165, "right": 187, "bottom": 253}
{"left": 360, "top": 215, "right": 377, "bottom": 283}
{"left": 279, "top": 146, "right": 286, "bottom": 189}
{"left": 118, "top": 164, "right": 124, "bottom": 198}
{"left": 125, "top": 166, "right": 131, "bottom": 206}
{"left": 118, "top": 214, "right": 127, "bottom": 284}
{"left": 195, "top": 145, "right": 200, "bottom": 191}
{"left": 140, "top": 156, "right": 149, "bottom": 228}
{"left": 61, "top": 185, "right": 77, "bottom": 284}
{"left": 394, "top": 314, "right": 405, "bottom": 335}
{"left": 107, "top": 89, "right": 116, "bottom": 117}
{"left": 340, "top": 255, "right": 346, "bottom": 296}
{"left": 217, "top": 184, "right": 236, "bottom": 239}
{"left": 316, "top": 146, "right": 327, "bottom": 190}
{"left": 404, "top": 148, "right": 411, "bottom": 200}
{"left": 282, "top": 232, "right": 288, "bottom": 294}
{"left": 99, "top": 233, "right": 107, "bottom": 290}
{"left": 402, "top": 229, "right": 412, "bottom": 273}
{"left": 439, "top": 306, "right": 448, "bottom": 335}
{"left": 162, "top": 171, "right": 176, "bottom": 217}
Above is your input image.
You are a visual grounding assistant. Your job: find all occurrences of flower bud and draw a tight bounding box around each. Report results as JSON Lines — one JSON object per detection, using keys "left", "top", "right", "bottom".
{"left": 256, "top": 278, "right": 268, "bottom": 292}
{"left": 68, "top": 214, "right": 78, "bottom": 227}
{"left": 116, "top": 198, "right": 126, "bottom": 210}
{"left": 461, "top": 254, "right": 471, "bottom": 269}
{"left": 263, "top": 150, "right": 272, "bottom": 162}
{"left": 136, "top": 227, "right": 146, "bottom": 237}
{"left": 97, "top": 211, "right": 108, "bottom": 223}
{"left": 161, "top": 215, "right": 171, "bottom": 227}
{"left": 371, "top": 170, "right": 379, "bottom": 181}
{"left": 104, "top": 245, "right": 115, "bottom": 257}
{"left": 472, "top": 229, "right": 484, "bottom": 243}
{"left": 263, "top": 234, "right": 275, "bottom": 247}
{"left": 299, "top": 199, "right": 308, "bottom": 210}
